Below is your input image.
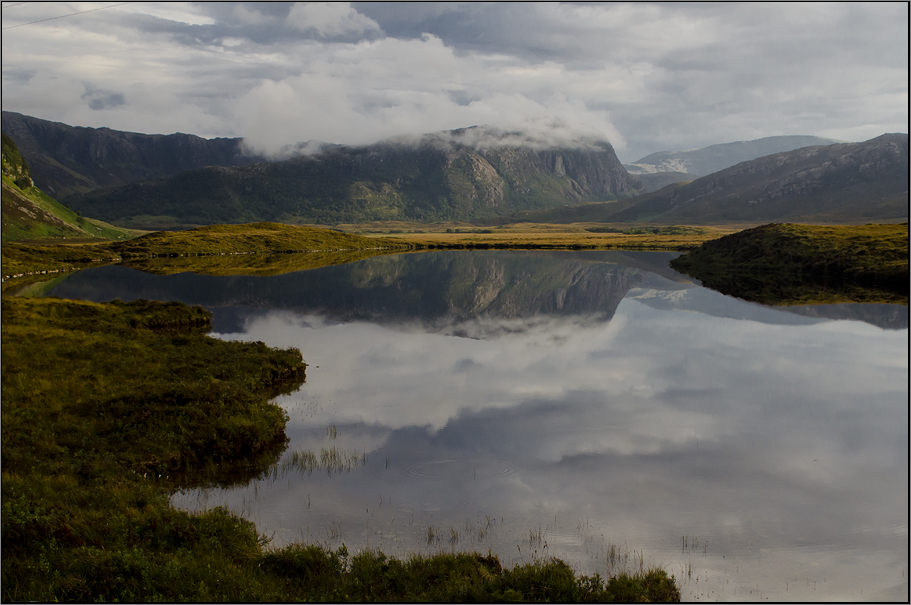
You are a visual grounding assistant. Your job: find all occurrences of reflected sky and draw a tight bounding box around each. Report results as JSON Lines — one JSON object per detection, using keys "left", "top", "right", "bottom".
{"left": 33, "top": 251, "right": 909, "bottom": 601}
{"left": 199, "top": 300, "right": 906, "bottom": 602}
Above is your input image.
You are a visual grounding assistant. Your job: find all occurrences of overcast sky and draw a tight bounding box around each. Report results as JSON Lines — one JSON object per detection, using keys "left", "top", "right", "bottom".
{"left": 1, "top": 2, "right": 907, "bottom": 162}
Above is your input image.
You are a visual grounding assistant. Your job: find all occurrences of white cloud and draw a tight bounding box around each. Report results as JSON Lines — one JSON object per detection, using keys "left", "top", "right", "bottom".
{"left": 234, "top": 34, "right": 625, "bottom": 155}
{"left": 286, "top": 2, "right": 382, "bottom": 38}
{"left": 1, "top": 2, "right": 906, "bottom": 160}
{"left": 119, "top": 2, "right": 216, "bottom": 26}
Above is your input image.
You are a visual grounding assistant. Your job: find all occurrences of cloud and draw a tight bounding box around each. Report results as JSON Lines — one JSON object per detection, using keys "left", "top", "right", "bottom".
{"left": 81, "top": 86, "right": 125, "bottom": 111}
{"left": 287, "top": 2, "right": 383, "bottom": 39}
{"left": 1, "top": 2, "right": 906, "bottom": 161}
{"left": 233, "top": 33, "right": 625, "bottom": 156}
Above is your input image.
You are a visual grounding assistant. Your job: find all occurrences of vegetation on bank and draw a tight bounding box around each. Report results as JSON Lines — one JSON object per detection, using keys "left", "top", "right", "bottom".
{"left": 670, "top": 222, "right": 909, "bottom": 304}
{"left": 106, "top": 221, "right": 408, "bottom": 256}
{"left": 1, "top": 296, "right": 680, "bottom": 602}
{"left": 2, "top": 221, "right": 737, "bottom": 284}
{"left": 1, "top": 221, "right": 412, "bottom": 281}
{"left": 110, "top": 247, "right": 410, "bottom": 277}
{"left": 373, "top": 222, "right": 738, "bottom": 251}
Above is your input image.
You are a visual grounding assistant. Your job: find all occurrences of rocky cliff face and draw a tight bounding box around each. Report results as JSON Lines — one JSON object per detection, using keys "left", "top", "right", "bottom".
{"left": 66, "top": 132, "right": 643, "bottom": 227}
{"left": 609, "top": 134, "right": 909, "bottom": 224}
{"left": 1, "top": 132, "right": 34, "bottom": 189}
{"left": 1, "top": 111, "right": 262, "bottom": 199}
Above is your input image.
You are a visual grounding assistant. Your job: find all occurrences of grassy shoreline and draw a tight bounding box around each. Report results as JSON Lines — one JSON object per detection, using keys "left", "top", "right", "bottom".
{"left": 670, "top": 222, "right": 909, "bottom": 305}
{"left": 1, "top": 221, "right": 414, "bottom": 283}
{"left": 2, "top": 221, "right": 739, "bottom": 284}
{"left": 1, "top": 296, "right": 680, "bottom": 602}
{"left": 359, "top": 222, "right": 742, "bottom": 251}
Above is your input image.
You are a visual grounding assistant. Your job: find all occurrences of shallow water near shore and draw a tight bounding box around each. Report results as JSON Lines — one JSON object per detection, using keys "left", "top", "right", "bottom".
{"left": 38, "top": 250, "right": 908, "bottom": 601}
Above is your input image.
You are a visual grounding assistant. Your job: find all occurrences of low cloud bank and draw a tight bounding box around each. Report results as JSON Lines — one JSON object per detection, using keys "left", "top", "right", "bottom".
{"left": 242, "top": 118, "right": 618, "bottom": 160}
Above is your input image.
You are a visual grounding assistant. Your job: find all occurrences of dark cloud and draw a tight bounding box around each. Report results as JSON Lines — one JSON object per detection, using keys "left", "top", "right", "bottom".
{"left": 81, "top": 87, "right": 125, "bottom": 111}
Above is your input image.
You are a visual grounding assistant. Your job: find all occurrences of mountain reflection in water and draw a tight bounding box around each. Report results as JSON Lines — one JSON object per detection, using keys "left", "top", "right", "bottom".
{"left": 38, "top": 251, "right": 909, "bottom": 602}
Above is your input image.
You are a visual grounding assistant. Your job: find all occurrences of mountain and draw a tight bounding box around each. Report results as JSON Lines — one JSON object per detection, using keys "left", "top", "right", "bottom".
{"left": 624, "top": 135, "right": 841, "bottom": 177}
{"left": 65, "top": 128, "right": 644, "bottom": 228}
{"left": 1, "top": 111, "right": 264, "bottom": 200}
{"left": 605, "top": 134, "right": 909, "bottom": 224}
{"left": 2, "top": 133, "right": 133, "bottom": 242}
{"left": 631, "top": 171, "right": 699, "bottom": 193}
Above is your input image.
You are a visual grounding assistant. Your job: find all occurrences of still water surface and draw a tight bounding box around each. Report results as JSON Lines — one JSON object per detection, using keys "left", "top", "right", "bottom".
{"left": 40, "top": 251, "right": 908, "bottom": 601}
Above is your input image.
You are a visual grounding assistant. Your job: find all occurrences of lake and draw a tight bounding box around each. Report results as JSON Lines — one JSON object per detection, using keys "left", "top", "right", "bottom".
{"left": 36, "top": 250, "right": 909, "bottom": 601}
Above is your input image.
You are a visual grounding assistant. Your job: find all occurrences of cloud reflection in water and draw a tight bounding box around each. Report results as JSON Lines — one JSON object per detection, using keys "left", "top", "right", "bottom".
{"left": 177, "top": 290, "right": 908, "bottom": 602}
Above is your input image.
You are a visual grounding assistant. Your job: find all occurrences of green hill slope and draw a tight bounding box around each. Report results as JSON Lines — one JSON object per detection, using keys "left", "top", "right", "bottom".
{"left": 2, "top": 133, "right": 135, "bottom": 242}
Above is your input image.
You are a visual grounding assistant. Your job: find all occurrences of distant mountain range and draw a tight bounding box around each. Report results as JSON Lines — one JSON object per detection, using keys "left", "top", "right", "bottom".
{"left": 624, "top": 135, "right": 841, "bottom": 177}
{"left": 624, "top": 135, "right": 841, "bottom": 193}
{"left": 2, "top": 112, "right": 907, "bottom": 229}
{"left": 61, "top": 128, "right": 644, "bottom": 228}
{"left": 1, "top": 111, "right": 263, "bottom": 199}
{"left": 610, "top": 134, "right": 908, "bottom": 224}
{"left": 526, "top": 134, "right": 909, "bottom": 225}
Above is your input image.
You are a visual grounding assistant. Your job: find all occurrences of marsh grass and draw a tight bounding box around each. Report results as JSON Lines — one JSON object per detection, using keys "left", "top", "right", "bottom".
{"left": 277, "top": 447, "right": 365, "bottom": 476}
{"left": 377, "top": 221, "right": 737, "bottom": 251}
{"left": 257, "top": 544, "right": 679, "bottom": 602}
{"left": 1, "top": 297, "right": 304, "bottom": 601}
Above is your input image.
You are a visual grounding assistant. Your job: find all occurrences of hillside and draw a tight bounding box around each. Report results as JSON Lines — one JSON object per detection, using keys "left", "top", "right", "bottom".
{"left": 632, "top": 171, "right": 699, "bottom": 193}
{"left": 65, "top": 128, "right": 644, "bottom": 228}
{"left": 670, "top": 223, "right": 909, "bottom": 304}
{"left": 2, "top": 133, "right": 134, "bottom": 242}
{"left": 607, "top": 134, "right": 909, "bottom": 224}
{"left": 624, "top": 135, "right": 841, "bottom": 177}
{"left": 1, "top": 111, "right": 264, "bottom": 200}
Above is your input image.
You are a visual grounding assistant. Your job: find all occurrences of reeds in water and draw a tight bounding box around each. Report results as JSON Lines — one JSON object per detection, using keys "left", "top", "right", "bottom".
{"left": 272, "top": 447, "right": 365, "bottom": 477}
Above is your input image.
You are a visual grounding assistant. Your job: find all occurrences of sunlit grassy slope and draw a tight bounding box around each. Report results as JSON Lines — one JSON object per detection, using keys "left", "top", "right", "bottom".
{"left": 2, "top": 176, "right": 136, "bottom": 242}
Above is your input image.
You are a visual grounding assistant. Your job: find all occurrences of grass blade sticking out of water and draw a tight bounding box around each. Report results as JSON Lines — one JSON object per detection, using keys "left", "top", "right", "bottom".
{"left": 279, "top": 447, "right": 365, "bottom": 476}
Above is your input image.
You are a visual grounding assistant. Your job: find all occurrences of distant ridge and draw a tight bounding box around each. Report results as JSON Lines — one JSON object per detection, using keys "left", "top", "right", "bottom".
{"left": 64, "top": 129, "right": 644, "bottom": 228}
{"left": 624, "top": 135, "right": 841, "bottom": 177}
{"left": 609, "top": 134, "right": 909, "bottom": 224}
{"left": 1, "top": 111, "right": 264, "bottom": 199}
